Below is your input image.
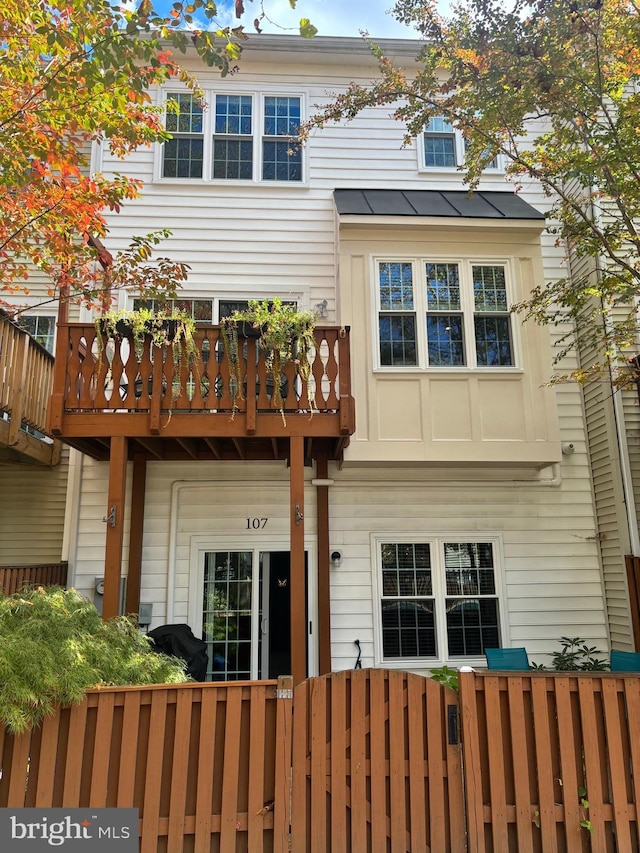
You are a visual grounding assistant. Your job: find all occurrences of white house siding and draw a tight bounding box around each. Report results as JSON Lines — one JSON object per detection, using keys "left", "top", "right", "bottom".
{"left": 567, "top": 208, "right": 637, "bottom": 649}
{"left": 66, "top": 36, "right": 609, "bottom": 670}
{"left": 95, "top": 42, "right": 542, "bottom": 321}
{"left": 69, "top": 454, "right": 607, "bottom": 671}
{"left": 580, "top": 339, "right": 635, "bottom": 649}
{"left": 623, "top": 382, "right": 640, "bottom": 535}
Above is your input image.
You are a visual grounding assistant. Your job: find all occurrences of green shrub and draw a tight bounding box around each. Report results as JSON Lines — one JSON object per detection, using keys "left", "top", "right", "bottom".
{"left": 0, "top": 586, "right": 188, "bottom": 732}
{"left": 531, "top": 637, "right": 609, "bottom": 671}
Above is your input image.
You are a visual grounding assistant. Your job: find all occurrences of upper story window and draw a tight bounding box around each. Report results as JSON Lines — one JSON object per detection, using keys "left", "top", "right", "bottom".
{"left": 423, "top": 116, "right": 457, "bottom": 167}
{"left": 17, "top": 315, "right": 56, "bottom": 353}
{"left": 262, "top": 96, "right": 302, "bottom": 181}
{"left": 421, "top": 115, "right": 499, "bottom": 171}
{"left": 133, "top": 297, "right": 257, "bottom": 322}
{"left": 376, "top": 259, "right": 514, "bottom": 369}
{"left": 213, "top": 95, "right": 253, "bottom": 179}
{"left": 164, "top": 93, "right": 204, "bottom": 179}
{"left": 161, "top": 92, "right": 303, "bottom": 183}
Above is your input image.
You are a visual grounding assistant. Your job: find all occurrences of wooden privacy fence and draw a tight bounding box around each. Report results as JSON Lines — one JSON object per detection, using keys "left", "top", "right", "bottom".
{"left": 3, "top": 669, "right": 640, "bottom": 852}
{"left": 460, "top": 670, "right": 640, "bottom": 853}
{"left": 0, "top": 670, "right": 463, "bottom": 853}
{"left": 290, "top": 668, "right": 465, "bottom": 852}
{"left": 0, "top": 679, "right": 292, "bottom": 853}
{"left": 0, "top": 562, "right": 68, "bottom": 595}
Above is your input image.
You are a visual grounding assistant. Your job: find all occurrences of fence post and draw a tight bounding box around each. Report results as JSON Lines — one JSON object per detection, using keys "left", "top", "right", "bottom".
{"left": 274, "top": 675, "right": 293, "bottom": 853}
{"left": 458, "top": 669, "right": 485, "bottom": 853}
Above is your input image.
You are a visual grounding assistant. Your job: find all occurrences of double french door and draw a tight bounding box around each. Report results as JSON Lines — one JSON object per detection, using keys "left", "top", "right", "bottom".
{"left": 201, "top": 549, "right": 307, "bottom": 681}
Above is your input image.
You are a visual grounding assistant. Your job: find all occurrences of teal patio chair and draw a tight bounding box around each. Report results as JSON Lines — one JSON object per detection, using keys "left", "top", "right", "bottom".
{"left": 610, "top": 649, "right": 640, "bottom": 672}
{"left": 485, "top": 647, "right": 530, "bottom": 671}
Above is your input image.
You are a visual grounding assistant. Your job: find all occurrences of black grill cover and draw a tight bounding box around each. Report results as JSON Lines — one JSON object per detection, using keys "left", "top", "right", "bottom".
{"left": 148, "top": 623, "right": 208, "bottom": 682}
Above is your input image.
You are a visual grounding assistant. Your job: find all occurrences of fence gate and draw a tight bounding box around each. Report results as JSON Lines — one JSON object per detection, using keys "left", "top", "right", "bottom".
{"left": 290, "top": 668, "right": 465, "bottom": 852}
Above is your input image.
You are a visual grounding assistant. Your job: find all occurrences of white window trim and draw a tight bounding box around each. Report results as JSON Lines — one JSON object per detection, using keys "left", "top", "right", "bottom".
{"left": 418, "top": 121, "right": 503, "bottom": 173}
{"left": 154, "top": 86, "right": 309, "bottom": 185}
{"left": 372, "top": 255, "right": 521, "bottom": 372}
{"left": 371, "top": 533, "right": 509, "bottom": 670}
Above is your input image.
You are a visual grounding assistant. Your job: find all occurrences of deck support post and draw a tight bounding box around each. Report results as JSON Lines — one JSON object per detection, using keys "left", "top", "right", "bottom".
{"left": 102, "top": 436, "right": 128, "bottom": 620}
{"left": 316, "top": 455, "right": 332, "bottom": 675}
{"left": 290, "top": 435, "right": 306, "bottom": 686}
{"left": 125, "top": 452, "right": 146, "bottom": 618}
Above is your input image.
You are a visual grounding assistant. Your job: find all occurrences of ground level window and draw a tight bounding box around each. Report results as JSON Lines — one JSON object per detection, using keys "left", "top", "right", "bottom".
{"left": 444, "top": 542, "right": 500, "bottom": 655}
{"left": 378, "top": 538, "right": 501, "bottom": 661}
{"left": 381, "top": 543, "right": 435, "bottom": 657}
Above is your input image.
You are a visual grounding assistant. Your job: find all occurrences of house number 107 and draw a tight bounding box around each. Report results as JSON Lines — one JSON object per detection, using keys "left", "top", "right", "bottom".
{"left": 246, "top": 518, "right": 268, "bottom": 529}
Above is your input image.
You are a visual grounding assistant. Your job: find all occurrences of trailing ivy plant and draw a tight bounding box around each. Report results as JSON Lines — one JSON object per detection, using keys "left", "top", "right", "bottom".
{"left": 220, "top": 298, "right": 317, "bottom": 422}
{"left": 0, "top": 586, "right": 188, "bottom": 733}
{"left": 95, "top": 307, "right": 199, "bottom": 403}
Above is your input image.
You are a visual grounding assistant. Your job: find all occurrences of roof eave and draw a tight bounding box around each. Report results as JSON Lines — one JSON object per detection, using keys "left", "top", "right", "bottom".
{"left": 337, "top": 215, "right": 547, "bottom": 231}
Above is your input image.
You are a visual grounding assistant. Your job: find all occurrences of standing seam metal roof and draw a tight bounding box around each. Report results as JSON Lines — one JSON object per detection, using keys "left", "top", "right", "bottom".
{"left": 333, "top": 189, "right": 545, "bottom": 220}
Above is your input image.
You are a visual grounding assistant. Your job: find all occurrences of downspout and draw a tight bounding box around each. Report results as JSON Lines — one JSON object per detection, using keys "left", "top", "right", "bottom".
{"left": 591, "top": 188, "right": 640, "bottom": 555}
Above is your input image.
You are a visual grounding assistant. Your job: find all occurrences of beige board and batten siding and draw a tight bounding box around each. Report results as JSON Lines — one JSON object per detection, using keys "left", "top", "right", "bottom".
{"left": 339, "top": 223, "right": 561, "bottom": 466}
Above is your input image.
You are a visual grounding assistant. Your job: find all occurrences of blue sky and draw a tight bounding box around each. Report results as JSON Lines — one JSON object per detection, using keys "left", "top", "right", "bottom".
{"left": 193, "top": 1, "right": 424, "bottom": 39}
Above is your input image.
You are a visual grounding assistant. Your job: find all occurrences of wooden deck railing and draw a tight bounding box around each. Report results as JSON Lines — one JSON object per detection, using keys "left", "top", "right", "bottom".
{"left": 0, "top": 562, "right": 68, "bottom": 595}
{"left": 50, "top": 322, "right": 354, "bottom": 438}
{"left": 0, "top": 311, "right": 60, "bottom": 465}
{"left": 0, "top": 313, "right": 58, "bottom": 463}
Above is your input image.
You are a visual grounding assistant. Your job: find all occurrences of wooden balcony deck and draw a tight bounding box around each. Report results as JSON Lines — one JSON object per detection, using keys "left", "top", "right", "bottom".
{"left": 0, "top": 312, "right": 60, "bottom": 466}
{"left": 49, "top": 322, "right": 356, "bottom": 461}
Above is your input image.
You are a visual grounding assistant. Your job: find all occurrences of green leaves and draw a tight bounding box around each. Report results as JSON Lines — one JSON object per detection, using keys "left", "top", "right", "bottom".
{"left": 299, "top": 17, "right": 318, "bottom": 39}
{"left": 0, "top": 0, "right": 316, "bottom": 311}
{"left": 0, "top": 587, "right": 188, "bottom": 732}
{"left": 305, "top": 0, "right": 640, "bottom": 384}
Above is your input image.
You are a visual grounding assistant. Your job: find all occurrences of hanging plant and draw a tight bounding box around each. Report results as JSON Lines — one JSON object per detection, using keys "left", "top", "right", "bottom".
{"left": 220, "top": 299, "right": 317, "bottom": 422}
{"left": 95, "top": 307, "right": 198, "bottom": 402}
